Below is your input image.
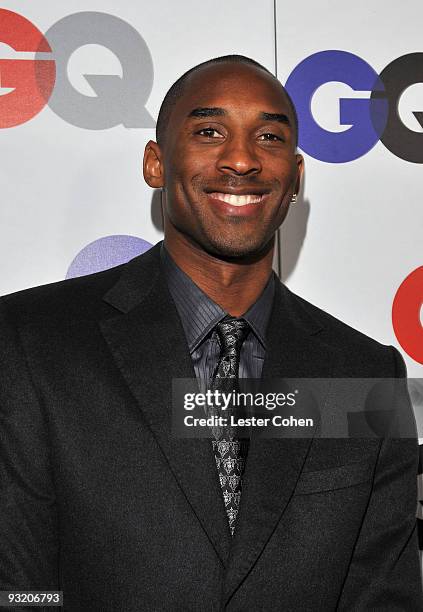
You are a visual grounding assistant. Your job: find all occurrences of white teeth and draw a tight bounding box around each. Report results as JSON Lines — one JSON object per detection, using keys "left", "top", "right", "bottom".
{"left": 209, "top": 192, "right": 263, "bottom": 206}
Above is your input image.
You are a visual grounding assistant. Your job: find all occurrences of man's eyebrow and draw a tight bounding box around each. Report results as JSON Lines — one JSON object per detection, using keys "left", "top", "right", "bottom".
{"left": 259, "top": 112, "right": 291, "bottom": 126}
{"left": 187, "top": 107, "right": 226, "bottom": 118}
{"left": 187, "top": 108, "right": 291, "bottom": 126}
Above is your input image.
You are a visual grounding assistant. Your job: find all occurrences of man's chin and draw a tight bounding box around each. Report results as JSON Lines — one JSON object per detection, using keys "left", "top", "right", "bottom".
{"left": 201, "top": 234, "right": 274, "bottom": 262}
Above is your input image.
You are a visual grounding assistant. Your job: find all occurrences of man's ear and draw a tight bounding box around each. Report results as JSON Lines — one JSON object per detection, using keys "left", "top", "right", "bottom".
{"left": 143, "top": 140, "right": 164, "bottom": 188}
{"left": 295, "top": 153, "right": 304, "bottom": 194}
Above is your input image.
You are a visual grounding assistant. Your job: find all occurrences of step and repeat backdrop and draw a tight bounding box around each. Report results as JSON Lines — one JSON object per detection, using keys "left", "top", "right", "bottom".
{"left": 0, "top": 0, "right": 422, "bottom": 553}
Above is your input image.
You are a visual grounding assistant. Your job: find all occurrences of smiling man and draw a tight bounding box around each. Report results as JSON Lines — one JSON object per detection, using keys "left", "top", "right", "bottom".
{"left": 143, "top": 58, "right": 302, "bottom": 321}
{"left": 0, "top": 56, "right": 421, "bottom": 611}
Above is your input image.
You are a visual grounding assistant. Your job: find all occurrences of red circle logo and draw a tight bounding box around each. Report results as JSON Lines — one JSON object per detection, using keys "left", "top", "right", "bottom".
{"left": 392, "top": 267, "right": 423, "bottom": 365}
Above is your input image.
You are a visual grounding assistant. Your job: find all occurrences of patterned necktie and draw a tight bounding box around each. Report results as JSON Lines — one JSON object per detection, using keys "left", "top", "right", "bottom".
{"left": 210, "top": 316, "right": 250, "bottom": 536}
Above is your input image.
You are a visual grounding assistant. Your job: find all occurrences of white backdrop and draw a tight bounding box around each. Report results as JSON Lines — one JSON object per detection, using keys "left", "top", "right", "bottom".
{"left": 0, "top": 0, "right": 275, "bottom": 292}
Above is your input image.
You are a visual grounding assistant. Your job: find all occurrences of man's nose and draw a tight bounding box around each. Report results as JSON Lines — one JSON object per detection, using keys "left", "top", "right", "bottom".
{"left": 216, "top": 136, "right": 262, "bottom": 176}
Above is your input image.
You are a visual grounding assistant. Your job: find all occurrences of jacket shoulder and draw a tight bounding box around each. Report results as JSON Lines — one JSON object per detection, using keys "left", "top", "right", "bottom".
{"left": 283, "top": 285, "right": 403, "bottom": 376}
{"left": 0, "top": 243, "right": 162, "bottom": 328}
{"left": 0, "top": 262, "right": 126, "bottom": 326}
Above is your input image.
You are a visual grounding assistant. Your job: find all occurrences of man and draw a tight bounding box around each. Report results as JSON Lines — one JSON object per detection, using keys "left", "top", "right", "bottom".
{"left": 0, "top": 55, "right": 421, "bottom": 611}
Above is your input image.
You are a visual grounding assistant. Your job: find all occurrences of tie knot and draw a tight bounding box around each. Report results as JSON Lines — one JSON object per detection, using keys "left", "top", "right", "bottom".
{"left": 215, "top": 316, "right": 250, "bottom": 351}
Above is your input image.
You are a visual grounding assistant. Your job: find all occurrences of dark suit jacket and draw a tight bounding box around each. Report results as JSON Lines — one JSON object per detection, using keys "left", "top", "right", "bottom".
{"left": 0, "top": 242, "right": 421, "bottom": 611}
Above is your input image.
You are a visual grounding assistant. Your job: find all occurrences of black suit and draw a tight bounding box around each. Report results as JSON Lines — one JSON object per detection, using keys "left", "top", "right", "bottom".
{"left": 0, "top": 242, "right": 421, "bottom": 611}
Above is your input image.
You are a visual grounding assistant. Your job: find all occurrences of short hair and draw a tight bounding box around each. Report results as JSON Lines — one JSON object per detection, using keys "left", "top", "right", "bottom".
{"left": 156, "top": 54, "right": 299, "bottom": 147}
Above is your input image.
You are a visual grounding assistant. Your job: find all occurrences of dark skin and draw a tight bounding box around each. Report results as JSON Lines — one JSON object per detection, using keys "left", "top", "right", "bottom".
{"left": 143, "top": 62, "right": 303, "bottom": 316}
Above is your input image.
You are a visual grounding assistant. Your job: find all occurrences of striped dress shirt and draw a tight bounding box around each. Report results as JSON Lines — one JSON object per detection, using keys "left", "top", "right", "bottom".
{"left": 160, "top": 244, "right": 275, "bottom": 391}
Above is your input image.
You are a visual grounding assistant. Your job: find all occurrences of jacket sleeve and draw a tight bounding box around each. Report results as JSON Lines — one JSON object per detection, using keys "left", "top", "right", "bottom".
{"left": 0, "top": 300, "right": 59, "bottom": 597}
{"left": 337, "top": 347, "right": 423, "bottom": 610}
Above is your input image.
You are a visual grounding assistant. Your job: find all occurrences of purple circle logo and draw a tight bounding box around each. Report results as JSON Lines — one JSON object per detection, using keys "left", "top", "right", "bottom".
{"left": 66, "top": 234, "right": 152, "bottom": 279}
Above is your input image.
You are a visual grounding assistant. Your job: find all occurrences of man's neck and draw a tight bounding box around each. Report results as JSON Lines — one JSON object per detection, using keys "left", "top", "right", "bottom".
{"left": 163, "top": 234, "right": 274, "bottom": 317}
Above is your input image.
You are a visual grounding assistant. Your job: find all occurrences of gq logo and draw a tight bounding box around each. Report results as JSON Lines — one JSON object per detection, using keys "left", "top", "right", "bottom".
{"left": 285, "top": 50, "right": 423, "bottom": 163}
{"left": 0, "top": 9, "right": 154, "bottom": 129}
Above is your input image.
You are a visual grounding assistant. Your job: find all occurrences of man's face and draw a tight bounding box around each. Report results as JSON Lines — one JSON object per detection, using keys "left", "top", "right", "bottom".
{"left": 148, "top": 62, "right": 303, "bottom": 259}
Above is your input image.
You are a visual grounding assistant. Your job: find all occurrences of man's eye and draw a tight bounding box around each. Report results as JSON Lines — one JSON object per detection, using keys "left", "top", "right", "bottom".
{"left": 259, "top": 133, "right": 283, "bottom": 142}
{"left": 196, "top": 128, "right": 223, "bottom": 138}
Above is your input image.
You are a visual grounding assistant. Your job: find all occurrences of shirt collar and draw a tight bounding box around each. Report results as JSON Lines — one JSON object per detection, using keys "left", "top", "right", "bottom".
{"left": 160, "top": 244, "right": 275, "bottom": 353}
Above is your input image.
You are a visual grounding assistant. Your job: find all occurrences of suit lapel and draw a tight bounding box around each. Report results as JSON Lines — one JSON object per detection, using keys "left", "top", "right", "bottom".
{"left": 99, "top": 244, "right": 232, "bottom": 565}
{"left": 223, "top": 281, "right": 341, "bottom": 604}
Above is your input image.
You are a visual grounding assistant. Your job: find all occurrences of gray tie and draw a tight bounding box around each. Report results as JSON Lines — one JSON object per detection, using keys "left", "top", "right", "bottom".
{"left": 210, "top": 316, "right": 250, "bottom": 536}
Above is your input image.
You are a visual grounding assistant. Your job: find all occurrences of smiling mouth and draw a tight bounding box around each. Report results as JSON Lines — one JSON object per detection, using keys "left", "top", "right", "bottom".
{"left": 208, "top": 192, "right": 264, "bottom": 206}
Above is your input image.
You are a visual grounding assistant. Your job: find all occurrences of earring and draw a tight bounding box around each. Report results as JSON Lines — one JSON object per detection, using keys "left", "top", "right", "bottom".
{"left": 290, "top": 193, "right": 297, "bottom": 205}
